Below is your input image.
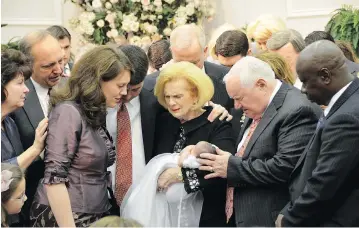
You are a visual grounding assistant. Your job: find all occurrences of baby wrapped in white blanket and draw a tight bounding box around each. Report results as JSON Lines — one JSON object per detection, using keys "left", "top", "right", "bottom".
{"left": 120, "top": 141, "right": 216, "bottom": 227}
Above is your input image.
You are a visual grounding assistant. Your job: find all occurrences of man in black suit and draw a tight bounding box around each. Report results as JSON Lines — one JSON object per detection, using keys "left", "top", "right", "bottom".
{"left": 11, "top": 30, "right": 65, "bottom": 225}
{"left": 276, "top": 40, "right": 359, "bottom": 226}
{"left": 304, "top": 31, "right": 359, "bottom": 77}
{"left": 198, "top": 56, "right": 322, "bottom": 226}
{"left": 143, "top": 24, "right": 233, "bottom": 110}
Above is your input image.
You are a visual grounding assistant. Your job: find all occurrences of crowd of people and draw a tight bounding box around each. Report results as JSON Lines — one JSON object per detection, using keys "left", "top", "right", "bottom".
{"left": 1, "top": 13, "right": 359, "bottom": 227}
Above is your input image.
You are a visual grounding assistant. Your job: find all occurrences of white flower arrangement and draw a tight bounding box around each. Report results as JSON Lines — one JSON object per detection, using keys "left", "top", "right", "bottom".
{"left": 69, "top": 0, "right": 215, "bottom": 47}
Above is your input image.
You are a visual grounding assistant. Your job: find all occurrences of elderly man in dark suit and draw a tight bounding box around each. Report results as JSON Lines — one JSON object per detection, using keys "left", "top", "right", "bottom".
{"left": 11, "top": 30, "right": 64, "bottom": 225}
{"left": 144, "top": 24, "right": 233, "bottom": 110}
{"left": 276, "top": 40, "right": 359, "bottom": 227}
{"left": 198, "top": 56, "right": 322, "bottom": 226}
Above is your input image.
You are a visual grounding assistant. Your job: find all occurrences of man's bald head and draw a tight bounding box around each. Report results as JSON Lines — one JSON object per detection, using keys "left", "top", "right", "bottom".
{"left": 297, "top": 40, "right": 347, "bottom": 75}
{"left": 170, "top": 24, "right": 206, "bottom": 50}
{"left": 169, "top": 24, "right": 207, "bottom": 69}
{"left": 297, "top": 40, "right": 353, "bottom": 105}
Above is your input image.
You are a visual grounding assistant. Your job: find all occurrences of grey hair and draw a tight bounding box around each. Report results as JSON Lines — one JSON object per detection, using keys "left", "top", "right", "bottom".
{"left": 224, "top": 56, "right": 275, "bottom": 88}
{"left": 267, "top": 29, "right": 305, "bottom": 53}
{"left": 19, "top": 30, "right": 52, "bottom": 58}
{"left": 170, "top": 24, "right": 206, "bottom": 50}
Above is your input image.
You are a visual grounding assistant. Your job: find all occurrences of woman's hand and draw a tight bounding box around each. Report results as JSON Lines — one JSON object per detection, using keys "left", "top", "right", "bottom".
{"left": 33, "top": 118, "right": 48, "bottom": 152}
{"left": 207, "top": 101, "right": 232, "bottom": 122}
{"left": 157, "top": 167, "right": 181, "bottom": 190}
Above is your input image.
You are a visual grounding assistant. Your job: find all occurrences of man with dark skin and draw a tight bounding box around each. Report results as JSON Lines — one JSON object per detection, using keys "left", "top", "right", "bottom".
{"left": 275, "top": 40, "right": 359, "bottom": 226}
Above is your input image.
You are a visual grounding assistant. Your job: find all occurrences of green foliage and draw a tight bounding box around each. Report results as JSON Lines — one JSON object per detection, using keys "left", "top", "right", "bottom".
{"left": 1, "top": 37, "right": 20, "bottom": 52}
{"left": 325, "top": 4, "right": 359, "bottom": 55}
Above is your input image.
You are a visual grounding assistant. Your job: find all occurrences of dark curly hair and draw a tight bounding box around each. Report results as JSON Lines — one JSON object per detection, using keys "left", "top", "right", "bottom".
{"left": 50, "top": 46, "right": 133, "bottom": 129}
{"left": 215, "top": 30, "right": 249, "bottom": 57}
{"left": 147, "top": 39, "right": 172, "bottom": 70}
{"left": 1, "top": 49, "right": 32, "bottom": 103}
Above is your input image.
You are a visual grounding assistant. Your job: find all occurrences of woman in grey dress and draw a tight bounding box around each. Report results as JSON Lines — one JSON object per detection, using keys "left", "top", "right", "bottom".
{"left": 30, "top": 46, "right": 133, "bottom": 227}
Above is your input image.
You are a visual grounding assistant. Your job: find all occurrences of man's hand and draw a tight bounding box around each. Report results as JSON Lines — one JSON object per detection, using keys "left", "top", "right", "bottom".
{"left": 207, "top": 101, "right": 232, "bottom": 122}
{"left": 275, "top": 214, "right": 284, "bottom": 227}
{"left": 157, "top": 167, "right": 181, "bottom": 190}
{"left": 198, "top": 147, "right": 231, "bottom": 179}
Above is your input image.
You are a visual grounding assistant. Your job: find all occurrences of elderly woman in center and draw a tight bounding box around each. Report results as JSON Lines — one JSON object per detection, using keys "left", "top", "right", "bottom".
{"left": 153, "top": 61, "right": 236, "bottom": 227}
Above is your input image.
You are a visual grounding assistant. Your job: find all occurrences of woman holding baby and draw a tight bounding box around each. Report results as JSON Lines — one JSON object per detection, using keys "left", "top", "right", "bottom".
{"left": 121, "top": 61, "right": 235, "bottom": 227}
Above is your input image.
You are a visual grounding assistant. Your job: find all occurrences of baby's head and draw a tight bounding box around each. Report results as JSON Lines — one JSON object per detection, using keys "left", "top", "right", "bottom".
{"left": 192, "top": 141, "right": 216, "bottom": 157}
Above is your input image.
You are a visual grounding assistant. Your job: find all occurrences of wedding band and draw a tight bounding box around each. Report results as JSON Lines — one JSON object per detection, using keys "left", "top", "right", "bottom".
{"left": 211, "top": 167, "right": 214, "bottom": 172}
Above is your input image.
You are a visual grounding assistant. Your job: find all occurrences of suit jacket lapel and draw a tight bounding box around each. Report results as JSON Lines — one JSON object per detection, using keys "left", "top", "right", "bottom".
{"left": 23, "top": 80, "right": 44, "bottom": 129}
{"left": 242, "top": 105, "right": 278, "bottom": 158}
{"left": 242, "top": 83, "right": 289, "bottom": 158}
{"left": 236, "top": 117, "right": 251, "bottom": 146}
{"left": 326, "top": 77, "right": 359, "bottom": 119}
{"left": 292, "top": 78, "right": 359, "bottom": 175}
{"left": 139, "top": 90, "right": 156, "bottom": 163}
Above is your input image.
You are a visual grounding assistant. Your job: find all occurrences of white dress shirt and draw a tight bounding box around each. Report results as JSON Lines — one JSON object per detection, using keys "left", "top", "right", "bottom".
{"left": 64, "top": 63, "right": 71, "bottom": 77}
{"left": 324, "top": 81, "right": 352, "bottom": 117}
{"left": 236, "top": 80, "right": 282, "bottom": 152}
{"left": 107, "top": 96, "right": 146, "bottom": 190}
{"left": 294, "top": 77, "right": 303, "bottom": 90}
{"left": 30, "top": 78, "right": 50, "bottom": 117}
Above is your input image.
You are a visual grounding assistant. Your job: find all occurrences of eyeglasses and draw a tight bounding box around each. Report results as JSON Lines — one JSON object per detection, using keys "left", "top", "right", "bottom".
{"left": 10, "top": 193, "right": 26, "bottom": 202}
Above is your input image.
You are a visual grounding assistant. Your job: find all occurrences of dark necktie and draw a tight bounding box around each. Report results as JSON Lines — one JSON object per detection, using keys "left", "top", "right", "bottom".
{"left": 115, "top": 104, "right": 132, "bottom": 205}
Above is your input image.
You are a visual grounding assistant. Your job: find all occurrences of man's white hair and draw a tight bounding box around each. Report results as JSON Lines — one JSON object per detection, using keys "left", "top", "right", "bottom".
{"left": 170, "top": 24, "right": 206, "bottom": 50}
{"left": 224, "top": 56, "right": 275, "bottom": 87}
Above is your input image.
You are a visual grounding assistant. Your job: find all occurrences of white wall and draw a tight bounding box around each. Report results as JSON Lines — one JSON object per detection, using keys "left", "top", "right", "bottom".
{"left": 1, "top": 0, "right": 81, "bottom": 52}
{"left": 1, "top": 0, "right": 359, "bottom": 53}
{"left": 204, "top": 0, "right": 359, "bottom": 38}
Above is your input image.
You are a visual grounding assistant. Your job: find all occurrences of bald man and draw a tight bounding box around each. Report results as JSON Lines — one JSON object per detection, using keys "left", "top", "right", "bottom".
{"left": 144, "top": 24, "right": 233, "bottom": 110}
{"left": 277, "top": 40, "right": 359, "bottom": 226}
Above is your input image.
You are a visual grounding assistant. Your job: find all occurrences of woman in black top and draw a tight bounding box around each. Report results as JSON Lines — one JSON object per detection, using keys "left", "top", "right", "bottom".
{"left": 1, "top": 49, "right": 47, "bottom": 226}
{"left": 1, "top": 49, "right": 47, "bottom": 168}
{"left": 153, "top": 61, "right": 236, "bottom": 227}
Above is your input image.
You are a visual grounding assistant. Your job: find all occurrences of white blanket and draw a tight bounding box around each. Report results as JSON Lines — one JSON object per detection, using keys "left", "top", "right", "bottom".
{"left": 120, "top": 153, "right": 203, "bottom": 227}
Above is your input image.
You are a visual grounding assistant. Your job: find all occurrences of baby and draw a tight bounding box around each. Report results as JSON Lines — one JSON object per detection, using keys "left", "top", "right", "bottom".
{"left": 121, "top": 141, "right": 217, "bottom": 227}
{"left": 178, "top": 141, "right": 217, "bottom": 169}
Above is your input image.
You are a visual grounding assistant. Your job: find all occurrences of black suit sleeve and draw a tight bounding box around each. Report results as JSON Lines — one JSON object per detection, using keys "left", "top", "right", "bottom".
{"left": 182, "top": 121, "right": 236, "bottom": 193}
{"left": 227, "top": 105, "right": 318, "bottom": 186}
{"left": 281, "top": 113, "right": 359, "bottom": 226}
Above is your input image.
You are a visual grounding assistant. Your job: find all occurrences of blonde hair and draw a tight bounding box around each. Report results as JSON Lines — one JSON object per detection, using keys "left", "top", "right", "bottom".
{"left": 90, "top": 216, "right": 142, "bottom": 227}
{"left": 249, "top": 14, "right": 286, "bottom": 49}
{"left": 255, "top": 51, "right": 295, "bottom": 85}
{"left": 154, "top": 62, "right": 214, "bottom": 110}
{"left": 207, "top": 23, "right": 237, "bottom": 60}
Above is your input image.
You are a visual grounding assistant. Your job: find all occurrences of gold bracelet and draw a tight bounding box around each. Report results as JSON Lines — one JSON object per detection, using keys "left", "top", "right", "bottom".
{"left": 177, "top": 169, "right": 183, "bottom": 182}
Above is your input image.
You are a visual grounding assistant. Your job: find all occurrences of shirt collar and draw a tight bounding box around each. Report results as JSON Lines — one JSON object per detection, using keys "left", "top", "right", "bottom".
{"left": 267, "top": 79, "right": 282, "bottom": 108}
{"left": 294, "top": 77, "right": 302, "bottom": 90}
{"left": 30, "top": 77, "right": 49, "bottom": 97}
{"left": 324, "top": 81, "right": 352, "bottom": 116}
{"left": 106, "top": 96, "right": 140, "bottom": 112}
